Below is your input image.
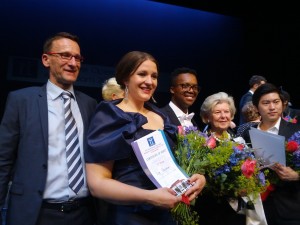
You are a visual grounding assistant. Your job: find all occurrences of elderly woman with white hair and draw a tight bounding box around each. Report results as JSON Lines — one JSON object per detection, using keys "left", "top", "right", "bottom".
{"left": 200, "top": 92, "right": 237, "bottom": 139}
{"left": 195, "top": 91, "right": 267, "bottom": 225}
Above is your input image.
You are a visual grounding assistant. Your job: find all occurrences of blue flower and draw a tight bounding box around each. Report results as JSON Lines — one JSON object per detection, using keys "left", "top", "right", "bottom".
{"left": 292, "top": 150, "right": 300, "bottom": 168}
{"left": 258, "top": 171, "right": 266, "bottom": 186}
{"left": 288, "top": 131, "right": 300, "bottom": 144}
{"left": 184, "top": 126, "right": 198, "bottom": 134}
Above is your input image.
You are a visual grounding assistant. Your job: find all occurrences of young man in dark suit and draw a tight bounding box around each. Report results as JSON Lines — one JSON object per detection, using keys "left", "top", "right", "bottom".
{"left": 0, "top": 32, "right": 97, "bottom": 225}
{"left": 160, "top": 67, "right": 201, "bottom": 129}
{"left": 241, "top": 83, "right": 300, "bottom": 225}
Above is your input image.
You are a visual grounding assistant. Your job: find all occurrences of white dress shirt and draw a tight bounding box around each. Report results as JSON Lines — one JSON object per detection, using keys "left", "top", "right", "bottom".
{"left": 169, "top": 101, "right": 194, "bottom": 127}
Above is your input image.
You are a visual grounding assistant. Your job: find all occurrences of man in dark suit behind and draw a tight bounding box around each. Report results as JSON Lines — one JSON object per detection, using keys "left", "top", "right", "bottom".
{"left": 239, "top": 75, "right": 267, "bottom": 125}
{"left": 281, "top": 89, "right": 300, "bottom": 124}
{"left": 241, "top": 83, "right": 300, "bottom": 225}
{"left": 0, "top": 32, "right": 97, "bottom": 225}
{"left": 160, "top": 67, "right": 201, "bottom": 129}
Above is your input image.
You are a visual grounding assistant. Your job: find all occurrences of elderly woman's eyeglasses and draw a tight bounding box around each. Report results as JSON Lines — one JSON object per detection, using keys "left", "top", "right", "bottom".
{"left": 46, "top": 52, "right": 84, "bottom": 62}
{"left": 176, "top": 83, "right": 200, "bottom": 92}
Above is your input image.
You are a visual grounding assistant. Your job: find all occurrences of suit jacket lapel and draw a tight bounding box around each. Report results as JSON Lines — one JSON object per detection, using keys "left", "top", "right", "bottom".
{"left": 278, "top": 119, "right": 300, "bottom": 140}
{"left": 164, "top": 105, "right": 199, "bottom": 128}
{"left": 279, "top": 119, "right": 288, "bottom": 137}
{"left": 38, "top": 85, "right": 49, "bottom": 149}
{"left": 191, "top": 118, "right": 199, "bottom": 128}
{"left": 165, "top": 105, "right": 181, "bottom": 126}
{"left": 75, "top": 91, "right": 88, "bottom": 132}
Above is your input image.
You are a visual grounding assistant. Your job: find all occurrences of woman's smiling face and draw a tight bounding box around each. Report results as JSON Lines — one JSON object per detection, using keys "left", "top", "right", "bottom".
{"left": 126, "top": 59, "right": 158, "bottom": 102}
{"left": 209, "top": 102, "right": 232, "bottom": 133}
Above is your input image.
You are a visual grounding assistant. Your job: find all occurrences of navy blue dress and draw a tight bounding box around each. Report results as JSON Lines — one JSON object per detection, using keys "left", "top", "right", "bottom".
{"left": 85, "top": 100, "right": 178, "bottom": 225}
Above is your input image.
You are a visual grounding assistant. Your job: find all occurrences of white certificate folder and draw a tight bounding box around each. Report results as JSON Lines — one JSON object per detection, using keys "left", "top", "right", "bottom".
{"left": 249, "top": 127, "right": 286, "bottom": 166}
{"left": 131, "top": 130, "right": 190, "bottom": 193}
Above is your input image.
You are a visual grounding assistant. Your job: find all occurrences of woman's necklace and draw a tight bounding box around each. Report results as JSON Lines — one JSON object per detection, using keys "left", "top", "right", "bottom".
{"left": 211, "top": 131, "right": 231, "bottom": 142}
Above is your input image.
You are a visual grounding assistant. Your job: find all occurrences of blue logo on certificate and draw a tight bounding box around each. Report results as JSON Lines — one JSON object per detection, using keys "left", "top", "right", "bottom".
{"left": 147, "top": 136, "right": 155, "bottom": 146}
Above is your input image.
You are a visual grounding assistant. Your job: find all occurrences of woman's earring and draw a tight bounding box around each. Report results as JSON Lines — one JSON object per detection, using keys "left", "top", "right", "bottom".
{"left": 151, "top": 96, "right": 157, "bottom": 103}
{"left": 124, "top": 86, "right": 128, "bottom": 101}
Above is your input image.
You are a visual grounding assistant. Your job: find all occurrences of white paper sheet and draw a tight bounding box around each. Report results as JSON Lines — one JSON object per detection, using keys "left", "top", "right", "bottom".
{"left": 249, "top": 127, "right": 286, "bottom": 167}
{"left": 131, "top": 130, "right": 192, "bottom": 195}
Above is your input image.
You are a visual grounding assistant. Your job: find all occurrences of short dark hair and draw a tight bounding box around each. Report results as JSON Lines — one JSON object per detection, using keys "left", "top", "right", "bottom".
{"left": 170, "top": 67, "right": 198, "bottom": 86}
{"left": 249, "top": 75, "right": 267, "bottom": 88}
{"left": 252, "top": 83, "right": 283, "bottom": 108}
{"left": 115, "top": 51, "right": 158, "bottom": 89}
{"left": 43, "top": 32, "right": 80, "bottom": 53}
{"left": 280, "top": 90, "right": 290, "bottom": 102}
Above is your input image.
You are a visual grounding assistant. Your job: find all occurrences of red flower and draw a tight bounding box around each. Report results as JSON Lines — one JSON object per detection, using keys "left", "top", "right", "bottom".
{"left": 260, "top": 184, "right": 275, "bottom": 201}
{"left": 206, "top": 136, "right": 217, "bottom": 149}
{"left": 286, "top": 140, "right": 299, "bottom": 152}
{"left": 241, "top": 159, "right": 256, "bottom": 178}
{"left": 181, "top": 194, "right": 190, "bottom": 205}
{"left": 291, "top": 118, "right": 298, "bottom": 124}
{"left": 236, "top": 144, "right": 244, "bottom": 150}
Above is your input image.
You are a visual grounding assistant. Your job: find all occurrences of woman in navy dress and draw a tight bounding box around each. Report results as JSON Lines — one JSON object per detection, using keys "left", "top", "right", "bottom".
{"left": 85, "top": 51, "right": 206, "bottom": 225}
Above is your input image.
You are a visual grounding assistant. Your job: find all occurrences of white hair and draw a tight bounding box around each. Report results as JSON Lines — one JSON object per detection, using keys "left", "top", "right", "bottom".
{"left": 200, "top": 92, "right": 236, "bottom": 124}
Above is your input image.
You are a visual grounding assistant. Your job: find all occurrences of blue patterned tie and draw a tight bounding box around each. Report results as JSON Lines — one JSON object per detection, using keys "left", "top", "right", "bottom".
{"left": 62, "top": 91, "right": 84, "bottom": 194}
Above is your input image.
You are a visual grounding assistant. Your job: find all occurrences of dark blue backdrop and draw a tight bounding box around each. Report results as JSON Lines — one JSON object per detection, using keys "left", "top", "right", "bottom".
{"left": 1, "top": 0, "right": 299, "bottom": 123}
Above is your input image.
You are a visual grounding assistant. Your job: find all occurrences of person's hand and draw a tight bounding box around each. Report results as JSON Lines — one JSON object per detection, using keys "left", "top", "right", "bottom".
{"left": 146, "top": 187, "right": 181, "bottom": 209}
{"left": 184, "top": 173, "right": 206, "bottom": 201}
{"left": 145, "top": 174, "right": 206, "bottom": 208}
{"left": 273, "top": 163, "right": 300, "bottom": 181}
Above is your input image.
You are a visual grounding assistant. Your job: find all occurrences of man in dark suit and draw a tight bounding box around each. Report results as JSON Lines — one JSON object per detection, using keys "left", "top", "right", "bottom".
{"left": 0, "top": 32, "right": 97, "bottom": 225}
{"left": 160, "top": 67, "right": 201, "bottom": 129}
{"left": 281, "top": 89, "right": 300, "bottom": 124}
{"left": 239, "top": 75, "right": 267, "bottom": 125}
{"left": 241, "top": 83, "right": 300, "bottom": 225}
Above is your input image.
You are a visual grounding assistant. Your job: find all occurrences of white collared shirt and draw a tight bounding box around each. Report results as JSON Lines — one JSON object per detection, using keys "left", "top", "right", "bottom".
{"left": 257, "top": 117, "right": 281, "bottom": 135}
{"left": 44, "top": 80, "right": 88, "bottom": 201}
{"left": 169, "top": 101, "right": 194, "bottom": 127}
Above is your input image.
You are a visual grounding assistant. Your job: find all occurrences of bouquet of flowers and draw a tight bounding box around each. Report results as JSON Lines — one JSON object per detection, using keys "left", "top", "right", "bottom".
{"left": 266, "top": 130, "right": 300, "bottom": 186}
{"left": 176, "top": 126, "right": 269, "bottom": 199}
{"left": 285, "top": 130, "right": 300, "bottom": 171}
{"left": 261, "top": 130, "right": 300, "bottom": 201}
{"left": 171, "top": 126, "right": 269, "bottom": 224}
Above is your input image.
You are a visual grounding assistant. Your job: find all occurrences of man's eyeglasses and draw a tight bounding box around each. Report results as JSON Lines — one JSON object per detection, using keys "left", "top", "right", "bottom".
{"left": 45, "top": 52, "right": 84, "bottom": 63}
{"left": 176, "top": 83, "right": 200, "bottom": 92}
